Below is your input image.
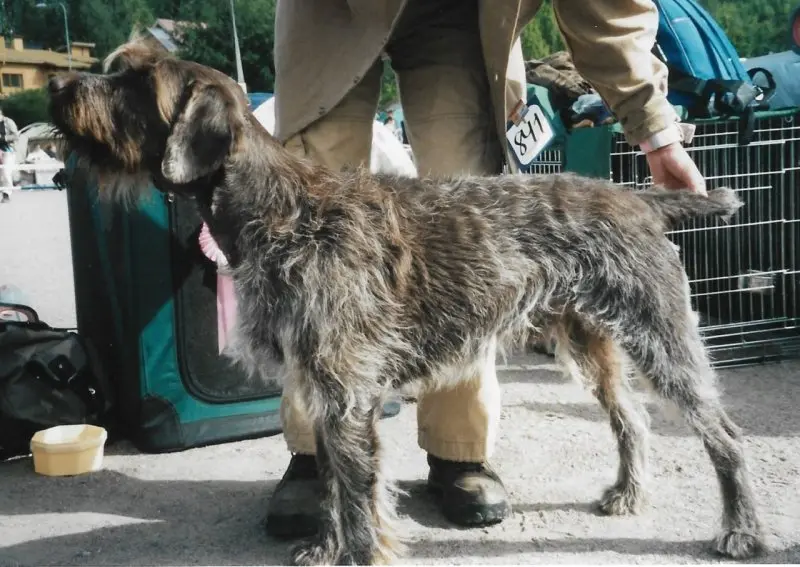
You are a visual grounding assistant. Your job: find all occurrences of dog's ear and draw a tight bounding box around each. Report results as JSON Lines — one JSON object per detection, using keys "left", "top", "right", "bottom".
{"left": 161, "top": 81, "right": 244, "bottom": 185}
{"left": 104, "top": 37, "right": 164, "bottom": 73}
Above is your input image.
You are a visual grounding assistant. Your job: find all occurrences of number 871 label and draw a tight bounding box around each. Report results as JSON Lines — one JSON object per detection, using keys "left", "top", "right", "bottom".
{"left": 505, "top": 104, "right": 555, "bottom": 167}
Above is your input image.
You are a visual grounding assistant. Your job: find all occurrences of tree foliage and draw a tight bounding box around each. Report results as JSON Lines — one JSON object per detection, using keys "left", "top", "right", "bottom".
{"left": 0, "top": 88, "right": 49, "bottom": 126}
{"left": 520, "top": 1, "right": 565, "bottom": 60}
{"left": 1, "top": 0, "right": 154, "bottom": 60}
{"left": 702, "top": 0, "right": 797, "bottom": 57}
{"left": 1, "top": 0, "right": 798, "bottom": 120}
{"left": 177, "top": 0, "right": 276, "bottom": 93}
{"left": 520, "top": 0, "right": 797, "bottom": 61}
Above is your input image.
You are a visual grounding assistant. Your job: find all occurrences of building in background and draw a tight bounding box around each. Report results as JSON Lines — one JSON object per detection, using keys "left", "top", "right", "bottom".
{"left": 139, "top": 18, "right": 206, "bottom": 56}
{"left": 0, "top": 37, "right": 96, "bottom": 97}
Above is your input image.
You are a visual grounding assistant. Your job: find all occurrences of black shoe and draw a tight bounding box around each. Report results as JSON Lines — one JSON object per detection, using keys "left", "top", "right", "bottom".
{"left": 427, "top": 454, "right": 511, "bottom": 526}
{"left": 264, "top": 399, "right": 399, "bottom": 540}
{"left": 265, "top": 454, "right": 322, "bottom": 539}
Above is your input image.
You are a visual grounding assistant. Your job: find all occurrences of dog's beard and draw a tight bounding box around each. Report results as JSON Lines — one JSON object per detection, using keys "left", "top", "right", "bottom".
{"left": 74, "top": 154, "right": 154, "bottom": 209}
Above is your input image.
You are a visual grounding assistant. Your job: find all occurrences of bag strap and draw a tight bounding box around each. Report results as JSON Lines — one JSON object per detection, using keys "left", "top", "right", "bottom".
{"left": 747, "top": 67, "right": 777, "bottom": 106}
{"left": 654, "top": 46, "right": 758, "bottom": 145}
{"left": 653, "top": 44, "right": 709, "bottom": 102}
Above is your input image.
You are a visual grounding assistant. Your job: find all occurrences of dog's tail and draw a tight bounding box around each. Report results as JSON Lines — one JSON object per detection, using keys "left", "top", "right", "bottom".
{"left": 637, "top": 187, "right": 743, "bottom": 227}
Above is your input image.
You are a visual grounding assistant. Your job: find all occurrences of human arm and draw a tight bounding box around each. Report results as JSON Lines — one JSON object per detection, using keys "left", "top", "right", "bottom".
{"left": 551, "top": 0, "right": 706, "bottom": 193}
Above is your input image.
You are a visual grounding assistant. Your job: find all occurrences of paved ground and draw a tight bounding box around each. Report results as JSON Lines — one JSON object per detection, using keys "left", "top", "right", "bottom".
{"left": 1, "top": 191, "right": 799, "bottom": 565}
{"left": 0, "top": 189, "right": 76, "bottom": 328}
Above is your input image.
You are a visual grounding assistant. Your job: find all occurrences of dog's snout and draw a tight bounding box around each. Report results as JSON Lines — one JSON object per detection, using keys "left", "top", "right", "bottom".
{"left": 48, "top": 73, "right": 78, "bottom": 94}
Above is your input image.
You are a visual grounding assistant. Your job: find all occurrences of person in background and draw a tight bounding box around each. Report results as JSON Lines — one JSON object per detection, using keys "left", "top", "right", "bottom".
{"left": 44, "top": 143, "right": 59, "bottom": 159}
{"left": 266, "top": 0, "right": 707, "bottom": 539}
{"left": 0, "top": 108, "right": 20, "bottom": 203}
{"left": 382, "top": 112, "right": 402, "bottom": 141}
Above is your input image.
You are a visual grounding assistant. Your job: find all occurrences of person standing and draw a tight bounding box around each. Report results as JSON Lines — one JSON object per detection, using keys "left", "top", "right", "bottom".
{"left": 265, "top": 0, "right": 707, "bottom": 539}
{"left": 0, "top": 108, "right": 20, "bottom": 203}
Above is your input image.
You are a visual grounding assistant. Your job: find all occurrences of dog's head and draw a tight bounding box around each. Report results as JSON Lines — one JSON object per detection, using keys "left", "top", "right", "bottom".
{"left": 48, "top": 38, "right": 250, "bottom": 201}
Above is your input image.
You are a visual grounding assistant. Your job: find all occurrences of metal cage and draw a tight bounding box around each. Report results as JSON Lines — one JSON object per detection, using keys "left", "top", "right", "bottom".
{"left": 526, "top": 109, "right": 800, "bottom": 367}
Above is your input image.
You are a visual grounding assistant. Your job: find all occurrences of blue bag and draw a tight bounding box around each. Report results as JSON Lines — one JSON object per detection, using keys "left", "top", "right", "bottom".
{"left": 653, "top": 0, "right": 776, "bottom": 144}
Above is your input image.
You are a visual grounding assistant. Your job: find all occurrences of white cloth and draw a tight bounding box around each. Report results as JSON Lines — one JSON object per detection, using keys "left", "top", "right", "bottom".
{"left": 252, "top": 96, "right": 417, "bottom": 177}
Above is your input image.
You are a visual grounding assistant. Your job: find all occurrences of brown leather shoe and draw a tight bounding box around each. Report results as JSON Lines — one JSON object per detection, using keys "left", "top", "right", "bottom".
{"left": 426, "top": 454, "right": 512, "bottom": 526}
{"left": 265, "top": 454, "right": 322, "bottom": 539}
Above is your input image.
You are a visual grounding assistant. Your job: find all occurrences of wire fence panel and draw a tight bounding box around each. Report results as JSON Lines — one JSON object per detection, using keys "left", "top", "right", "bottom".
{"left": 526, "top": 111, "right": 800, "bottom": 367}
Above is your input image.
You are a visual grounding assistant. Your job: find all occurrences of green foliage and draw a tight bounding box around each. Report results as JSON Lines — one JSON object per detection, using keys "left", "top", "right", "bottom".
{"left": 72, "top": 0, "right": 155, "bottom": 59}
{"left": 519, "top": 0, "right": 798, "bottom": 61}
{"left": 1, "top": 0, "right": 154, "bottom": 58}
{"left": 379, "top": 58, "right": 400, "bottom": 108}
{"left": 1, "top": 0, "right": 798, "bottom": 110}
{"left": 0, "top": 88, "right": 49, "bottom": 127}
{"left": 698, "top": 0, "right": 797, "bottom": 57}
{"left": 177, "top": 0, "right": 276, "bottom": 93}
{"left": 520, "top": 0, "right": 565, "bottom": 60}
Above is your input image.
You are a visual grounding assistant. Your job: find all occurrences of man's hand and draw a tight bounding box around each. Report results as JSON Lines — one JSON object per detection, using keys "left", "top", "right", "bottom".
{"left": 645, "top": 142, "right": 707, "bottom": 195}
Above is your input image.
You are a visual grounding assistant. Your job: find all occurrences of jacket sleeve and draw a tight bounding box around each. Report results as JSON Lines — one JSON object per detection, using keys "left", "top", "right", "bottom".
{"left": 551, "top": 0, "right": 680, "bottom": 147}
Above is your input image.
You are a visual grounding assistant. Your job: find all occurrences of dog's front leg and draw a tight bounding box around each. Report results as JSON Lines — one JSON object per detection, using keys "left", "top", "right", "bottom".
{"left": 291, "top": 393, "right": 398, "bottom": 566}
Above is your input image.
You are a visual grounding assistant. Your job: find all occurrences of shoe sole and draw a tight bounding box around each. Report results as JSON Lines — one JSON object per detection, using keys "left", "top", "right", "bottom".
{"left": 427, "top": 483, "right": 512, "bottom": 527}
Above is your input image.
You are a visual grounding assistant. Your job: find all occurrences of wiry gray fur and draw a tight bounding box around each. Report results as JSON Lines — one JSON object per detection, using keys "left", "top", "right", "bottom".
{"left": 48, "top": 39, "right": 767, "bottom": 565}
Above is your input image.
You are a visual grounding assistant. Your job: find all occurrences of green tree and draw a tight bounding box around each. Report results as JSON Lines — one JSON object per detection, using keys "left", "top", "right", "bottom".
{"left": 177, "top": 0, "right": 276, "bottom": 93}
{"left": 700, "top": 0, "right": 797, "bottom": 56}
{"left": 2, "top": 0, "right": 154, "bottom": 64}
{"left": 379, "top": 59, "right": 400, "bottom": 109}
{"left": 520, "top": 0, "right": 565, "bottom": 60}
{"left": 1, "top": 88, "right": 49, "bottom": 127}
{"left": 4, "top": 0, "right": 800, "bottom": 99}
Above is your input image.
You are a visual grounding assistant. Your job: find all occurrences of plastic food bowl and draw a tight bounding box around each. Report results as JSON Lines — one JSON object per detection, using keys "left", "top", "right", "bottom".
{"left": 30, "top": 424, "right": 108, "bottom": 477}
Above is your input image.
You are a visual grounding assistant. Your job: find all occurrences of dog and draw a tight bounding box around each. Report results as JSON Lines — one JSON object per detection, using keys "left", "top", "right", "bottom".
{"left": 48, "top": 39, "right": 766, "bottom": 565}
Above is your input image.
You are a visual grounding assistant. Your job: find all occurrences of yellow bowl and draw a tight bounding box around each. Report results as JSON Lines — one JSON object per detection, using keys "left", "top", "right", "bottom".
{"left": 30, "top": 424, "right": 108, "bottom": 477}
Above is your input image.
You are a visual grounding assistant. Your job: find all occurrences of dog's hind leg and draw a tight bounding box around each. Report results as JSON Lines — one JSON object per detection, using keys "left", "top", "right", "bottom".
{"left": 291, "top": 381, "right": 399, "bottom": 566}
{"left": 553, "top": 317, "right": 650, "bottom": 516}
{"left": 615, "top": 307, "right": 766, "bottom": 559}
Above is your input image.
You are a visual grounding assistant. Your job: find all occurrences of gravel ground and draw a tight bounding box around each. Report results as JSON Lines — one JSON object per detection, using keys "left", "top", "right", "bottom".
{"left": 1, "top": 191, "right": 799, "bottom": 566}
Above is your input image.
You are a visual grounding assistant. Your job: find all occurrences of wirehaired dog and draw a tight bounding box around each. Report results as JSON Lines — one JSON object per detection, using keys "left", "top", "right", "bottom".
{"left": 49, "top": 39, "right": 766, "bottom": 565}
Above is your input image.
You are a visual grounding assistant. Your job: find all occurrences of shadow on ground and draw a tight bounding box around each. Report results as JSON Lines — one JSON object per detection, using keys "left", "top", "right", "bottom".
{"left": 2, "top": 457, "right": 797, "bottom": 565}
{"left": 0, "top": 464, "right": 289, "bottom": 566}
{"left": 403, "top": 537, "right": 800, "bottom": 563}
{"left": 397, "top": 480, "right": 600, "bottom": 532}
{"left": 502, "top": 361, "right": 800, "bottom": 437}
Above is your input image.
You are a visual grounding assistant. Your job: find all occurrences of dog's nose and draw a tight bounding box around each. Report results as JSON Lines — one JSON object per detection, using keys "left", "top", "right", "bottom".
{"left": 48, "top": 73, "right": 77, "bottom": 94}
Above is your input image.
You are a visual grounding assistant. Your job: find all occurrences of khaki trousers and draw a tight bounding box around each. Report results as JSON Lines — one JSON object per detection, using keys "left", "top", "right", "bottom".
{"left": 279, "top": 0, "right": 506, "bottom": 463}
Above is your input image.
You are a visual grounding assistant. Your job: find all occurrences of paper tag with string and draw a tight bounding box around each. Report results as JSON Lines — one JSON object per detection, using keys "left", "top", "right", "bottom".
{"left": 506, "top": 99, "right": 555, "bottom": 166}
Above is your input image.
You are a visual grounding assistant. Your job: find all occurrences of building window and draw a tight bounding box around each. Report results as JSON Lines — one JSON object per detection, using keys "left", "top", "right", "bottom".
{"left": 3, "top": 38, "right": 13, "bottom": 49}
{"left": 2, "top": 73, "right": 23, "bottom": 88}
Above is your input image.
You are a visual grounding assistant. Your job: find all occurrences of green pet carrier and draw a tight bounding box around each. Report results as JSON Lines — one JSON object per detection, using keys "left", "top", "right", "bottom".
{"left": 64, "top": 154, "right": 283, "bottom": 453}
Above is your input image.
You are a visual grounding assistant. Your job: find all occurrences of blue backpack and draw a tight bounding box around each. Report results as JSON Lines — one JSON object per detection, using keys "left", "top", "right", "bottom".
{"left": 653, "top": 0, "right": 776, "bottom": 144}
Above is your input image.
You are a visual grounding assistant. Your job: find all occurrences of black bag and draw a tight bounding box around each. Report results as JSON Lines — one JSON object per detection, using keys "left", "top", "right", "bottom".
{"left": 0, "top": 309, "right": 113, "bottom": 460}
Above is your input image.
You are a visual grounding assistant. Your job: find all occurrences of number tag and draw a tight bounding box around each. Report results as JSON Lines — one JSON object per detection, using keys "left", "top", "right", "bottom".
{"left": 505, "top": 104, "right": 554, "bottom": 166}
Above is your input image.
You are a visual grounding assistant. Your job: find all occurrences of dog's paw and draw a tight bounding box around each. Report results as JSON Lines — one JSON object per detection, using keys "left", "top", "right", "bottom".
{"left": 290, "top": 539, "right": 337, "bottom": 566}
{"left": 596, "top": 483, "right": 645, "bottom": 516}
{"left": 713, "top": 529, "right": 767, "bottom": 559}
